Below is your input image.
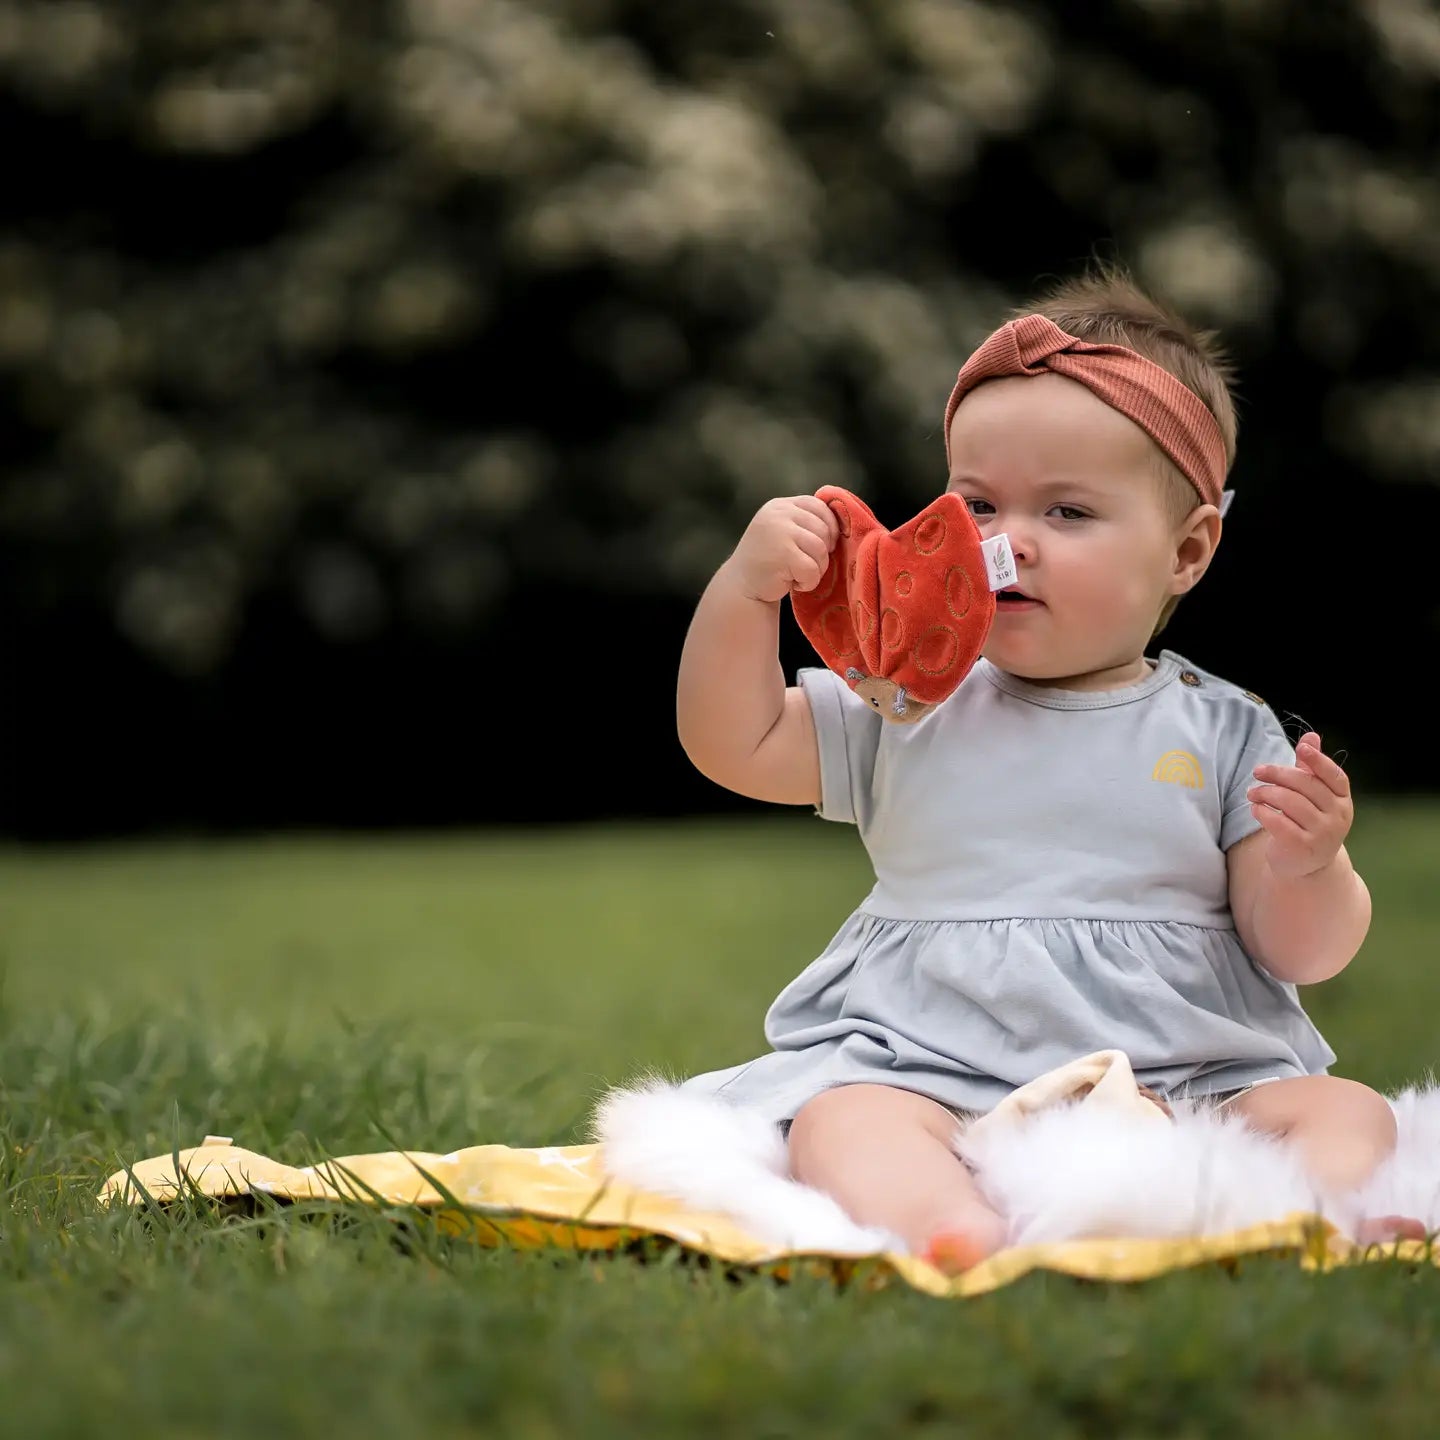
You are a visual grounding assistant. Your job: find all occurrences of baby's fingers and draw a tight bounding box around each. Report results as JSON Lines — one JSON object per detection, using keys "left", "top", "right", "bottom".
{"left": 789, "top": 527, "right": 834, "bottom": 591}
{"left": 1294, "top": 734, "right": 1351, "bottom": 798}
{"left": 1247, "top": 783, "right": 1322, "bottom": 831}
{"left": 1250, "top": 763, "right": 1334, "bottom": 813}
{"left": 792, "top": 494, "right": 842, "bottom": 547}
{"left": 791, "top": 504, "right": 840, "bottom": 551}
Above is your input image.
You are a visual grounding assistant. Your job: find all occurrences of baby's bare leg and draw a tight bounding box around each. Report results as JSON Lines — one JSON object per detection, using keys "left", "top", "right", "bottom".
{"left": 1228, "top": 1075, "right": 1394, "bottom": 1191}
{"left": 1229, "top": 1075, "right": 1423, "bottom": 1242}
{"left": 787, "top": 1083, "right": 1006, "bottom": 1262}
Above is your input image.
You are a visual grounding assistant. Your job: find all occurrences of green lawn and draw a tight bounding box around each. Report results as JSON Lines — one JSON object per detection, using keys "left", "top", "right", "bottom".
{"left": 3, "top": 807, "right": 1440, "bottom": 1438}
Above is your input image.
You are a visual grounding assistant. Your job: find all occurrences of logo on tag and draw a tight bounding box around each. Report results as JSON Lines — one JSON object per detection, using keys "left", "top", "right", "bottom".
{"left": 981, "top": 533, "right": 1016, "bottom": 591}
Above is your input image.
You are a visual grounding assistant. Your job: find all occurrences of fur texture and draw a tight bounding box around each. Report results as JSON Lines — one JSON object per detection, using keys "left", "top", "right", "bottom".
{"left": 957, "top": 1099, "right": 1326, "bottom": 1246}
{"left": 1355, "top": 1080, "right": 1440, "bottom": 1230}
{"left": 590, "top": 1074, "right": 902, "bottom": 1253}
{"left": 592, "top": 1079, "right": 1440, "bottom": 1255}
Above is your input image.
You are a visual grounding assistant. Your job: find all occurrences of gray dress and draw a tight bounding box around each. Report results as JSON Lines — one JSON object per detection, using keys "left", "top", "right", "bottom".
{"left": 678, "top": 650, "right": 1336, "bottom": 1124}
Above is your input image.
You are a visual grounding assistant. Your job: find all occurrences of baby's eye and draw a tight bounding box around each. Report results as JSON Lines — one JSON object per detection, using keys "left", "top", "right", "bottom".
{"left": 1049, "top": 504, "right": 1090, "bottom": 521}
{"left": 965, "top": 498, "right": 995, "bottom": 517}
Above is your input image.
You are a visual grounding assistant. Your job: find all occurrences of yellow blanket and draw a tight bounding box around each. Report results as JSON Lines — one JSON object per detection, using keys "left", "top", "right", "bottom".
{"left": 98, "top": 1130, "right": 1431, "bottom": 1298}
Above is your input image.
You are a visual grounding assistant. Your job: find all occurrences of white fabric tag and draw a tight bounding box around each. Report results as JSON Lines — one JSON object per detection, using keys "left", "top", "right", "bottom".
{"left": 981, "top": 533, "right": 1016, "bottom": 591}
{"left": 1220, "top": 489, "right": 1234, "bottom": 517}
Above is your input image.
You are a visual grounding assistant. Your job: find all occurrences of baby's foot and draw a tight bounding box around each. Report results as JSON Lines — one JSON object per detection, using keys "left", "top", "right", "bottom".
{"left": 1354, "top": 1214, "right": 1428, "bottom": 1247}
{"left": 920, "top": 1211, "right": 1008, "bottom": 1274}
{"left": 922, "top": 1228, "right": 992, "bottom": 1275}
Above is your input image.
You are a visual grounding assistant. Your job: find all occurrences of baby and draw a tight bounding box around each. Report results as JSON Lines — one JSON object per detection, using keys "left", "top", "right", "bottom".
{"left": 673, "top": 265, "right": 1420, "bottom": 1269}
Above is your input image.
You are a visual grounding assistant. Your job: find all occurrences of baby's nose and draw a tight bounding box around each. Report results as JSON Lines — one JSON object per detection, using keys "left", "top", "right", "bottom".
{"left": 1002, "top": 527, "right": 1032, "bottom": 563}
{"left": 973, "top": 507, "right": 1031, "bottom": 563}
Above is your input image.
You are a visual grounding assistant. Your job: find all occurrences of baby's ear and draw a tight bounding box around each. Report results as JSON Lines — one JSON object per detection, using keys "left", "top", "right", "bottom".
{"left": 1174, "top": 503, "right": 1221, "bottom": 589}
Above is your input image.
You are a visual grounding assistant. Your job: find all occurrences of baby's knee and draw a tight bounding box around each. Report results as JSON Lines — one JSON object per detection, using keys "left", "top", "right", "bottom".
{"left": 1313, "top": 1082, "right": 1388, "bottom": 1134}
{"left": 787, "top": 1083, "right": 951, "bottom": 1176}
{"left": 1325, "top": 1077, "right": 1398, "bottom": 1148}
{"left": 787, "top": 1086, "right": 856, "bottom": 1181}
{"left": 788, "top": 1084, "right": 871, "bottom": 1155}
{"left": 1276, "top": 1076, "right": 1397, "bottom": 1149}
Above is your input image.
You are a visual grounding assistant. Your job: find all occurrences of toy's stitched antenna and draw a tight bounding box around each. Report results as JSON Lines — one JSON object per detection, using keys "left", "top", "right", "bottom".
{"left": 891, "top": 687, "right": 909, "bottom": 716}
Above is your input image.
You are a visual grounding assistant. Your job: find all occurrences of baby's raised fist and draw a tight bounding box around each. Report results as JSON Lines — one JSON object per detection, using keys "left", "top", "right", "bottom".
{"left": 728, "top": 495, "right": 840, "bottom": 604}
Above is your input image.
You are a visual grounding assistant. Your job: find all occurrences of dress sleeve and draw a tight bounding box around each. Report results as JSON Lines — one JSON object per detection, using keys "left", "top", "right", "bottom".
{"left": 1219, "top": 695, "right": 1297, "bottom": 851}
{"left": 797, "top": 666, "right": 882, "bottom": 826}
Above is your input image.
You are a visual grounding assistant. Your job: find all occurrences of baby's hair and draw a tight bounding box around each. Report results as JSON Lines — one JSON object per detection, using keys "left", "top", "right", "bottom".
{"left": 1011, "top": 261, "right": 1239, "bottom": 634}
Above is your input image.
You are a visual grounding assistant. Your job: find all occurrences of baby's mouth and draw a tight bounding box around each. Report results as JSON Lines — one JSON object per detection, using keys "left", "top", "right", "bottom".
{"left": 997, "top": 588, "right": 1039, "bottom": 605}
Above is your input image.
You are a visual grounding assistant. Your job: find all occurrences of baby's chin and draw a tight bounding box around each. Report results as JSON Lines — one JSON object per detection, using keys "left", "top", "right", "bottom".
{"left": 981, "top": 641, "right": 1148, "bottom": 692}
{"left": 979, "top": 638, "right": 1062, "bottom": 683}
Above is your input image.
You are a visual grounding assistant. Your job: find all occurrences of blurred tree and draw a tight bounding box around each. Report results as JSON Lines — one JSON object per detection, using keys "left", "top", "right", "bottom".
{"left": 1, "top": 0, "right": 1436, "bottom": 834}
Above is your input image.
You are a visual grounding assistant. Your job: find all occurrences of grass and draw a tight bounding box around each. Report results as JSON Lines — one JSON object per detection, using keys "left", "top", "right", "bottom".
{"left": 2, "top": 805, "right": 1440, "bottom": 1437}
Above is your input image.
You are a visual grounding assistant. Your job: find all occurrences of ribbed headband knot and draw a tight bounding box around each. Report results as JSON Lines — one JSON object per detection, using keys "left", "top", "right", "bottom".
{"left": 943, "top": 314, "right": 1228, "bottom": 511}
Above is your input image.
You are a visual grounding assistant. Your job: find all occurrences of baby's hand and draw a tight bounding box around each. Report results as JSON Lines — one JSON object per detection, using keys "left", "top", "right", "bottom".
{"left": 727, "top": 495, "right": 841, "bottom": 604}
{"left": 1247, "top": 731, "right": 1354, "bottom": 881}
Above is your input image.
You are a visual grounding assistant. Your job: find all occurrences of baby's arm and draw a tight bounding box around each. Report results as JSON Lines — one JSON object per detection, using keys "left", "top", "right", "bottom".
{"left": 676, "top": 496, "right": 839, "bottom": 806}
{"left": 1227, "top": 731, "right": 1372, "bottom": 983}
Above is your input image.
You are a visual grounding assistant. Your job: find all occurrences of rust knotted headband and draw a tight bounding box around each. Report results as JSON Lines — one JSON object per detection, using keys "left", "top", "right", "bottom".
{"left": 943, "top": 314, "right": 1228, "bottom": 512}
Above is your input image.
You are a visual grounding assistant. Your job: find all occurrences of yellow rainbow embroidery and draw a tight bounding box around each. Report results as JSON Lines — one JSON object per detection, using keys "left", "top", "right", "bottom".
{"left": 1152, "top": 751, "right": 1204, "bottom": 788}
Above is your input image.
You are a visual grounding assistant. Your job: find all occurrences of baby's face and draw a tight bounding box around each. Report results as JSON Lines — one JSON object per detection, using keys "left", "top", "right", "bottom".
{"left": 946, "top": 373, "right": 1190, "bottom": 688}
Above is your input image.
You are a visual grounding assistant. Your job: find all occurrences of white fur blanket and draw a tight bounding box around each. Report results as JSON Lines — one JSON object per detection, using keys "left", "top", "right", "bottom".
{"left": 592, "top": 1076, "right": 1440, "bottom": 1256}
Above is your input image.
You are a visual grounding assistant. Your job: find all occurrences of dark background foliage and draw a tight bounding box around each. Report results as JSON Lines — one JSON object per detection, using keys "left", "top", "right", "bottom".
{"left": 2, "top": 0, "right": 1436, "bottom": 839}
